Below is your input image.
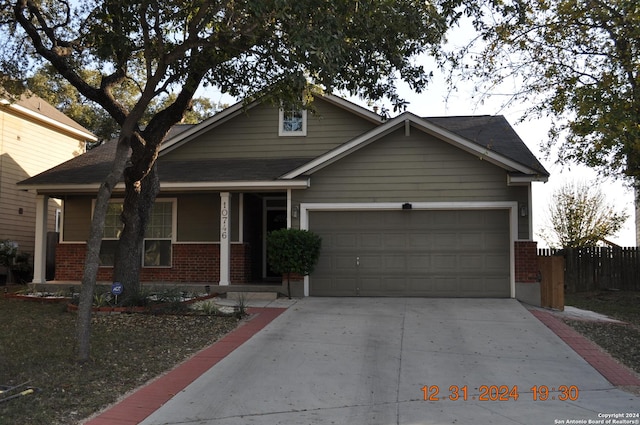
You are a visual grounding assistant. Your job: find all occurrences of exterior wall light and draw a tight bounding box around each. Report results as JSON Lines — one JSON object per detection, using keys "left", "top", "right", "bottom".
{"left": 402, "top": 203, "right": 412, "bottom": 210}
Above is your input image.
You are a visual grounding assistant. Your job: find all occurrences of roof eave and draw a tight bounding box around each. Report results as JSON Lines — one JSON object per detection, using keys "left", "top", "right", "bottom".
{"left": 320, "top": 94, "right": 385, "bottom": 124}
{"left": 19, "top": 179, "right": 310, "bottom": 194}
{"left": 1, "top": 98, "right": 98, "bottom": 141}
{"left": 507, "top": 173, "right": 549, "bottom": 185}
{"left": 160, "top": 180, "right": 310, "bottom": 191}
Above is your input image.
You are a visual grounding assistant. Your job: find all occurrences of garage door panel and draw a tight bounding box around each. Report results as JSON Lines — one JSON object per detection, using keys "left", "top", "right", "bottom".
{"left": 485, "top": 254, "right": 510, "bottom": 270}
{"left": 423, "top": 277, "right": 459, "bottom": 295}
{"left": 333, "top": 255, "right": 358, "bottom": 272}
{"left": 483, "top": 277, "right": 510, "bottom": 295}
{"left": 334, "top": 233, "right": 358, "bottom": 248}
{"left": 383, "top": 255, "right": 407, "bottom": 270}
{"left": 358, "top": 254, "right": 385, "bottom": 272}
{"left": 406, "top": 255, "right": 430, "bottom": 272}
{"left": 459, "top": 232, "right": 486, "bottom": 249}
{"left": 431, "top": 232, "right": 459, "bottom": 249}
{"left": 431, "top": 254, "right": 458, "bottom": 271}
{"left": 312, "top": 277, "right": 356, "bottom": 296}
{"left": 408, "top": 234, "right": 432, "bottom": 249}
{"left": 359, "top": 276, "right": 406, "bottom": 295}
{"left": 458, "top": 254, "right": 484, "bottom": 270}
{"left": 485, "top": 233, "right": 510, "bottom": 246}
{"left": 360, "top": 233, "right": 383, "bottom": 249}
{"left": 384, "top": 233, "right": 408, "bottom": 248}
{"left": 309, "top": 209, "right": 510, "bottom": 297}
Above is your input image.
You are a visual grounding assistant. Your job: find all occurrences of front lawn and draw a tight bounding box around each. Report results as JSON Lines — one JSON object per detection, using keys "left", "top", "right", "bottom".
{"left": 0, "top": 287, "right": 239, "bottom": 425}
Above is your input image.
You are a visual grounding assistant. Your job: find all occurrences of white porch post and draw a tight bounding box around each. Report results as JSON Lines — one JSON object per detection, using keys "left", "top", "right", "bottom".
{"left": 219, "top": 192, "right": 231, "bottom": 285}
{"left": 32, "top": 195, "right": 48, "bottom": 284}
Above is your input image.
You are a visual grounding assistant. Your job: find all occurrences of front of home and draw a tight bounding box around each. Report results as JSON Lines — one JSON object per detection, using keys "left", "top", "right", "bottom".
{"left": 19, "top": 94, "right": 549, "bottom": 303}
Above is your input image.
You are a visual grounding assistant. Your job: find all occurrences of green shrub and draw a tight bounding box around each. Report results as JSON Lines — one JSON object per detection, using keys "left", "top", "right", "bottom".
{"left": 267, "top": 228, "right": 321, "bottom": 298}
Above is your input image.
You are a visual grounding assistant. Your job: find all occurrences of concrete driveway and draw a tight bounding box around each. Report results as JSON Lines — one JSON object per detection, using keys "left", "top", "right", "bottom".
{"left": 140, "top": 298, "right": 640, "bottom": 425}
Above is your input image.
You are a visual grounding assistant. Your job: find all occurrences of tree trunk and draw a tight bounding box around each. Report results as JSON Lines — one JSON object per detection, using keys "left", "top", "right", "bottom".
{"left": 113, "top": 164, "right": 160, "bottom": 301}
{"left": 76, "top": 135, "right": 131, "bottom": 363}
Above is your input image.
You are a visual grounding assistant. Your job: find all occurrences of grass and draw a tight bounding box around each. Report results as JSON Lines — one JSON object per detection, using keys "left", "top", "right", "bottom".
{"left": 564, "top": 290, "right": 640, "bottom": 376}
{"left": 0, "top": 288, "right": 239, "bottom": 425}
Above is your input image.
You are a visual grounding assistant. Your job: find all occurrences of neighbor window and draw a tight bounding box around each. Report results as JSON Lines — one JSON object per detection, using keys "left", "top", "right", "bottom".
{"left": 98, "top": 200, "right": 174, "bottom": 267}
{"left": 279, "top": 105, "right": 307, "bottom": 136}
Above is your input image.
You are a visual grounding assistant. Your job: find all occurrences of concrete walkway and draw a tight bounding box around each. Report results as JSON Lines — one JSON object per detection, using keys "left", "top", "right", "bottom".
{"left": 86, "top": 298, "right": 640, "bottom": 425}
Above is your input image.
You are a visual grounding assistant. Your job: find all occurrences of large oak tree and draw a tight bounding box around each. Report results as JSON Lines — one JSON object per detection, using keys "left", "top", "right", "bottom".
{"left": 27, "top": 65, "right": 221, "bottom": 142}
{"left": 1, "top": 0, "right": 478, "bottom": 361}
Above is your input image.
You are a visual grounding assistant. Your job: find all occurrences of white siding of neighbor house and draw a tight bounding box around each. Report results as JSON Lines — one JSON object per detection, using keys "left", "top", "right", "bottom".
{"left": 163, "top": 97, "right": 378, "bottom": 161}
{"left": 0, "top": 106, "right": 85, "bottom": 257}
{"left": 293, "top": 126, "right": 531, "bottom": 239}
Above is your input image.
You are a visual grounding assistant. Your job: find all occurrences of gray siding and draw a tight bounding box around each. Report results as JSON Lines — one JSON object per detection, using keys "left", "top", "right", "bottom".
{"left": 63, "top": 193, "right": 240, "bottom": 244}
{"left": 175, "top": 193, "right": 240, "bottom": 242}
{"left": 177, "top": 194, "right": 219, "bottom": 242}
{"left": 294, "top": 126, "right": 531, "bottom": 238}
{"left": 163, "top": 98, "right": 378, "bottom": 160}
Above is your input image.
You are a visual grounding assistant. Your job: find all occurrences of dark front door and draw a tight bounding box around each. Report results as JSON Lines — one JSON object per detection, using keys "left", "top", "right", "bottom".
{"left": 264, "top": 202, "right": 287, "bottom": 280}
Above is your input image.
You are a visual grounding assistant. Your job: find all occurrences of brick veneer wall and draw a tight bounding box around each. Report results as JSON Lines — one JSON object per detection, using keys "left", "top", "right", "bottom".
{"left": 55, "top": 243, "right": 251, "bottom": 283}
{"left": 515, "top": 241, "right": 539, "bottom": 283}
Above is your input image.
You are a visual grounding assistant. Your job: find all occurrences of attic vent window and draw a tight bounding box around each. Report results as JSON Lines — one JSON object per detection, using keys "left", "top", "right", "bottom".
{"left": 279, "top": 105, "right": 307, "bottom": 136}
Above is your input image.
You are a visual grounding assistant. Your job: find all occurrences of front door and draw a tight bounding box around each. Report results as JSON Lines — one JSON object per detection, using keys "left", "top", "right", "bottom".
{"left": 263, "top": 198, "right": 287, "bottom": 280}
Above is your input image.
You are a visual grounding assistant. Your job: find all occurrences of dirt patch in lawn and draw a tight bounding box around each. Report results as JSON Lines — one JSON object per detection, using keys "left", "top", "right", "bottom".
{"left": 0, "top": 289, "right": 240, "bottom": 425}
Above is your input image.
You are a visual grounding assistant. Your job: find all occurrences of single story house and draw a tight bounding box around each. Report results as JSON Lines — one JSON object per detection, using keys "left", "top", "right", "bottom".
{"left": 19, "top": 93, "right": 549, "bottom": 303}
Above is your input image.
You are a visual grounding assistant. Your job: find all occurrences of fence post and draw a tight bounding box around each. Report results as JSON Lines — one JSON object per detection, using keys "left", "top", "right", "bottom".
{"left": 539, "top": 255, "right": 565, "bottom": 310}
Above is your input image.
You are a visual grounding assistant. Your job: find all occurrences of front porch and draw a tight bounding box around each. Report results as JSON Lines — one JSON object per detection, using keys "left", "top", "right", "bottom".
{"left": 30, "top": 189, "right": 302, "bottom": 293}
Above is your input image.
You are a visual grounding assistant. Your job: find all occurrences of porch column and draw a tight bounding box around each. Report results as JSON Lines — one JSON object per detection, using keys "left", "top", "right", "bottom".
{"left": 219, "top": 192, "right": 231, "bottom": 285}
{"left": 32, "top": 194, "right": 48, "bottom": 284}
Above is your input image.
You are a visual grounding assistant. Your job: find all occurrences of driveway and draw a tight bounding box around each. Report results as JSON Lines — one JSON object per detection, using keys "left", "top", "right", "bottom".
{"left": 140, "top": 298, "right": 640, "bottom": 425}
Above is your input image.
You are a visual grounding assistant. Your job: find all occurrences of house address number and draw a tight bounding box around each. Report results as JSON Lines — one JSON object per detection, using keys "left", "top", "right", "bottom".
{"left": 221, "top": 200, "right": 228, "bottom": 240}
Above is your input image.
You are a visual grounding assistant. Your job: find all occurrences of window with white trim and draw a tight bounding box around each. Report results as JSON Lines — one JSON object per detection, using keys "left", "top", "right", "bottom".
{"left": 98, "top": 200, "right": 174, "bottom": 267}
{"left": 99, "top": 202, "right": 123, "bottom": 266}
{"left": 143, "top": 201, "right": 173, "bottom": 267}
{"left": 279, "top": 105, "right": 307, "bottom": 136}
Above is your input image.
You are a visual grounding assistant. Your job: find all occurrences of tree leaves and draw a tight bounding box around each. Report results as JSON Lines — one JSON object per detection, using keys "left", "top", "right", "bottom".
{"left": 445, "top": 0, "right": 640, "bottom": 179}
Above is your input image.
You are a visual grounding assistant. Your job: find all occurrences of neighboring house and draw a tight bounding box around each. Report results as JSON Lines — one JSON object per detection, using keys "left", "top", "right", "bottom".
{"left": 19, "top": 94, "right": 549, "bottom": 303}
{"left": 0, "top": 92, "right": 97, "bottom": 281}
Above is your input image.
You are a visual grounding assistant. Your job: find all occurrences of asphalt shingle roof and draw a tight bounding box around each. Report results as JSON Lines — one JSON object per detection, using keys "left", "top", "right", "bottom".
{"left": 19, "top": 113, "right": 548, "bottom": 189}
{"left": 424, "top": 115, "right": 549, "bottom": 176}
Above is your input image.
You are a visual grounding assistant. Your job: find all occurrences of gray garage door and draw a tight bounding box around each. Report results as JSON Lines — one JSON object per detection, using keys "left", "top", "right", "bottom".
{"left": 309, "top": 209, "right": 510, "bottom": 297}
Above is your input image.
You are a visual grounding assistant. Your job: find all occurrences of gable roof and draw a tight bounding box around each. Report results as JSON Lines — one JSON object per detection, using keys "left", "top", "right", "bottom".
{"left": 281, "top": 112, "right": 549, "bottom": 180}
{"left": 425, "top": 115, "right": 547, "bottom": 176}
{"left": 159, "top": 93, "right": 382, "bottom": 156}
{"left": 19, "top": 94, "right": 548, "bottom": 193}
{"left": 1, "top": 92, "right": 97, "bottom": 141}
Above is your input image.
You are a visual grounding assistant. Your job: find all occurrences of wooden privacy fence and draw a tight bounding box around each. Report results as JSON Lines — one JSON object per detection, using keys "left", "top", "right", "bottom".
{"left": 538, "top": 247, "right": 640, "bottom": 292}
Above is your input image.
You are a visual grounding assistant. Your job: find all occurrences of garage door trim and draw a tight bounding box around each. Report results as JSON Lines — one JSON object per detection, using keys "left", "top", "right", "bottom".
{"left": 300, "top": 201, "right": 518, "bottom": 297}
